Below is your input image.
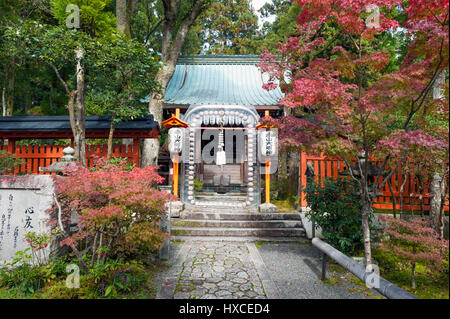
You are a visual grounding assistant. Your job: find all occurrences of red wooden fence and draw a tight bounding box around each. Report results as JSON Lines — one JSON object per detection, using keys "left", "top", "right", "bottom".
{"left": 1, "top": 143, "right": 140, "bottom": 175}
{"left": 299, "top": 152, "right": 449, "bottom": 212}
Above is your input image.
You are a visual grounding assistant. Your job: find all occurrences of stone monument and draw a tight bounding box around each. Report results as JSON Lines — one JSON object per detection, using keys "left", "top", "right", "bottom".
{"left": 0, "top": 175, "right": 54, "bottom": 264}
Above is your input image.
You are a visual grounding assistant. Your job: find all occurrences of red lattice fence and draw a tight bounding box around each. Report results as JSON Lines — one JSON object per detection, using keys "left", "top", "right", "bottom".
{"left": 1, "top": 143, "right": 139, "bottom": 175}
{"left": 299, "top": 152, "right": 449, "bottom": 212}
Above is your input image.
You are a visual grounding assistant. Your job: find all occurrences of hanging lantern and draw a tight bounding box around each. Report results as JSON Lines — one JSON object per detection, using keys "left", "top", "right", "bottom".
{"left": 259, "top": 129, "right": 278, "bottom": 157}
{"left": 168, "top": 127, "right": 184, "bottom": 154}
{"left": 216, "top": 129, "right": 226, "bottom": 165}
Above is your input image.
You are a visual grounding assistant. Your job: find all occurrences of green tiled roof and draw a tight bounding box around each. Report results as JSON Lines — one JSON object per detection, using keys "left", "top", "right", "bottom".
{"left": 142, "top": 55, "right": 284, "bottom": 106}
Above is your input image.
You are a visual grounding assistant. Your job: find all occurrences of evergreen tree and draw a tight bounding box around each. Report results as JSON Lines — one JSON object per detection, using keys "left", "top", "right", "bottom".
{"left": 183, "top": 0, "right": 260, "bottom": 55}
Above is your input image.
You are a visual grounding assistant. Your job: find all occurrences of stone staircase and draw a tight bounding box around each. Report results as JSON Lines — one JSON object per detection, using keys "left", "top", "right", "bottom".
{"left": 170, "top": 205, "right": 306, "bottom": 241}
{"left": 193, "top": 192, "right": 248, "bottom": 208}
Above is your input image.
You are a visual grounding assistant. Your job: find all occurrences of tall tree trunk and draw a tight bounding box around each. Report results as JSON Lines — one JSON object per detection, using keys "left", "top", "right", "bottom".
{"left": 116, "top": 0, "right": 130, "bottom": 37}
{"left": 116, "top": 1, "right": 138, "bottom": 146}
{"left": 74, "top": 48, "right": 86, "bottom": 166}
{"left": 107, "top": 120, "right": 115, "bottom": 160}
{"left": 6, "top": 56, "right": 15, "bottom": 116}
{"left": 116, "top": 0, "right": 140, "bottom": 38}
{"left": 430, "top": 170, "right": 443, "bottom": 234}
{"left": 430, "top": 165, "right": 448, "bottom": 237}
{"left": 2, "top": 87, "right": 6, "bottom": 116}
{"left": 411, "top": 246, "right": 417, "bottom": 289}
{"left": 438, "top": 180, "right": 446, "bottom": 238}
{"left": 141, "top": 0, "right": 207, "bottom": 167}
{"left": 361, "top": 198, "right": 373, "bottom": 267}
{"left": 387, "top": 179, "right": 397, "bottom": 218}
{"left": 141, "top": 53, "right": 179, "bottom": 167}
{"left": 399, "top": 172, "right": 408, "bottom": 216}
{"left": 45, "top": 50, "right": 86, "bottom": 165}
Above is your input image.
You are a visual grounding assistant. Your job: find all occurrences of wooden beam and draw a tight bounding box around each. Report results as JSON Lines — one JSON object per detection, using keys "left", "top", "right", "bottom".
{"left": 265, "top": 159, "right": 271, "bottom": 204}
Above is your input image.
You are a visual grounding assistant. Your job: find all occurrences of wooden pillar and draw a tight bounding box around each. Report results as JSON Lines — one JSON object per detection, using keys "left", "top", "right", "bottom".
{"left": 299, "top": 151, "right": 307, "bottom": 208}
{"left": 7, "top": 138, "right": 17, "bottom": 175}
{"left": 173, "top": 155, "right": 179, "bottom": 197}
{"left": 133, "top": 138, "right": 140, "bottom": 167}
{"left": 265, "top": 159, "right": 271, "bottom": 204}
{"left": 172, "top": 108, "right": 180, "bottom": 196}
{"left": 7, "top": 138, "right": 16, "bottom": 154}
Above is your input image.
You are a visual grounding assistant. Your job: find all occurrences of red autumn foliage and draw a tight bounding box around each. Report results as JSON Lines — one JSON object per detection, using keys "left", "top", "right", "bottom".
{"left": 258, "top": 0, "right": 448, "bottom": 160}
{"left": 47, "top": 158, "right": 176, "bottom": 260}
{"left": 377, "top": 215, "right": 449, "bottom": 285}
{"left": 258, "top": 0, "right": 449, "bottom": 267}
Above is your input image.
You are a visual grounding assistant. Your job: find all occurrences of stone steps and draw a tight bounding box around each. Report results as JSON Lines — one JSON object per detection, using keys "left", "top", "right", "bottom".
{"left": 195, "top": 196, "right": 247, "bottom": 202}
{"left": 170, "top": 236, "right": 309, "bottom": 242}
{"left": 196, "top": 192, "right": 247, "bottom": 197}
{"left": 171, "top": 226, "right": 306, "bottom": 237}
{"left": 171, "top": 208, "right": 306, "bottom": 238}
{"left": 179, "top": 211, "right": 301, "bottom": 221}
{"left": 183, "top": 204, "right": 256, "bottom": 212}
{"left": 171, "top": 219, "right": 302, "bottom": 228}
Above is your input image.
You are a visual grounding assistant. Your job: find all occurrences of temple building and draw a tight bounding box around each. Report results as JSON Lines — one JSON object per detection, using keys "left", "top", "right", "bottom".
{"left": 143, "top": 55, "right": 284, "bottom": 210}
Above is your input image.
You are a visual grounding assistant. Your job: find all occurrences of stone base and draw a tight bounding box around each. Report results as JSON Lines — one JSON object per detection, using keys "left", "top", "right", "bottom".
{"left": 168, "top": 201, "right": 184, "bottom": 218}
{"left": 259, "top": 203, "right": 278, "bottom": 213}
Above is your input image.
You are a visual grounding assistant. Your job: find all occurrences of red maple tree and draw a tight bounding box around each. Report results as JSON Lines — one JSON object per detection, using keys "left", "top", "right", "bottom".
{"left": 47, "top": 159, "right": 175, "bottom": 273}
{"left": 259, "top": 0, "right": 449, "bottom": 265}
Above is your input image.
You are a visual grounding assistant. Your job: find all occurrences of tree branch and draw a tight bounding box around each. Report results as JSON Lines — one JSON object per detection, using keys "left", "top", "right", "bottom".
{"left": 45, "top": 61, "right": 70, "bottom": 96}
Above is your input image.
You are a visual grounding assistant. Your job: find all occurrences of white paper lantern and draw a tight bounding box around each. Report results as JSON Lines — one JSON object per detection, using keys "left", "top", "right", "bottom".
{"left": 168, "top": 127, "right": 184, "bottom": 153}
{"left": 259, "top": 130, "right": 278, "bottom": 157}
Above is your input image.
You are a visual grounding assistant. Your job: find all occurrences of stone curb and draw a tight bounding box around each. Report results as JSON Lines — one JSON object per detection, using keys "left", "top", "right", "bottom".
{"left": 156, "top": 241, "right": 191, "bottom": 299}
{"left": 246, "top": 242, "right": 281, "bottom": 299}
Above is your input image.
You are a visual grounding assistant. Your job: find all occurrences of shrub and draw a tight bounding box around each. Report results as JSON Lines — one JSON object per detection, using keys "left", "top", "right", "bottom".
{"left": 24, "top": 231, "right": 50, "bottom": 266}
{"left": 377, "top": 216, "right": 449, "bottom": 288}
{"left": 47, "top": 159, "right": 175, "bottom": 271}
{"left": 304, "top": 176, "right": 379, "bottom": 255}
{"left": 0, "top": 248, "right": 43, "bottom": 295}
{"left": 44, "top": 279, "right": 91, "bottom": 299}
{"left": 86, "top": 258, "right": 147, "bottom": 298}
{"left": 193, "top": 178, "right": 204, "bottom": 194}
{"left": 0, "top": 150, "right": 23, "bottom": 174}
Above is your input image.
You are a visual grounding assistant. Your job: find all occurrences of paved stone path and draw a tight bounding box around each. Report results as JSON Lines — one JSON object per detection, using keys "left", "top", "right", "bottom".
{"left": 156, "top": 239, "right": 381, "bottom": 299}
{"left": 159, "top": 240, "right": 271, "bottom": 299}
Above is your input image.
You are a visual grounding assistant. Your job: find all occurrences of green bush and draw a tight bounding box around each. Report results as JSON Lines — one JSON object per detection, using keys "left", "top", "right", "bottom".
{"left": 0, "top": 249, "right": 43, "bottom": 295}
{"left": 304, "top": 176, "right": 379, "bottom": 255}
{"left": 0, "top": 150, "right": 24, "bottom": 174}
{"left": 86, "top": 258, "right": 147, "bottom": 298}
{"left": 443, "top": 249, "right": 449, "bottom": 277}
{"left": 194, "top": 178, "right": 204, "bottom": 194}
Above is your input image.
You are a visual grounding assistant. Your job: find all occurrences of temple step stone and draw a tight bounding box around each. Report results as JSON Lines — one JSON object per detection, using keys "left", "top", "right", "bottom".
{"left": 179, "top": 211, "right": 301, "bottom": 220}
{"left": 171, "top": 209, "right": 306, "bottom": 239}
{"left": 171, "top": 219, "right": 302, "bottom": 228}
{"left": 171, "top": 227, "right": 305, "bottom": 237}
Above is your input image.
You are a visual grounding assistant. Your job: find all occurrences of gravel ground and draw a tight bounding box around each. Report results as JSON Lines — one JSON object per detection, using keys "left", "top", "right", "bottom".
{"left": 256, "top": 241, "right": 384, "bottom": 299}
{"left": 154, "top": 240, "right": 383, "bottom": 299}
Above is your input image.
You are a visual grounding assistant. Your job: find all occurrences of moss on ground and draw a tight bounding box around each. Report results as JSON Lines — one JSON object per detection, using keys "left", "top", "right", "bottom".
{"left": 272, "top": 199, "right": 298, "bottom": 213}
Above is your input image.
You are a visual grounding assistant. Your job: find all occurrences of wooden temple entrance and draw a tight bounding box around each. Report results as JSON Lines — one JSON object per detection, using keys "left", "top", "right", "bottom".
{"left": 148, "top": 55, "right": 285, "bottom": 209}
{"left": 198, "top": 127, "right": 248, "bottom": 194}
{"left": 178, "top": 105, "right": 261, "bottom": 208}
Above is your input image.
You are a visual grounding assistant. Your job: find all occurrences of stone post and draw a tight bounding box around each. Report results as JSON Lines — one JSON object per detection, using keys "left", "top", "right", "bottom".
{"left": 39, "top": 146, "right": 76, "bottom": 174}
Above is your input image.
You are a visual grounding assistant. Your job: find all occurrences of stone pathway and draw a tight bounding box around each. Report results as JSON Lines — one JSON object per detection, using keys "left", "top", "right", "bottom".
{"left": 156, "top": 239, "right": 381, "bottom": 299}
{"left": 163, "top": 240, "right": 269, "bottom": 299}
